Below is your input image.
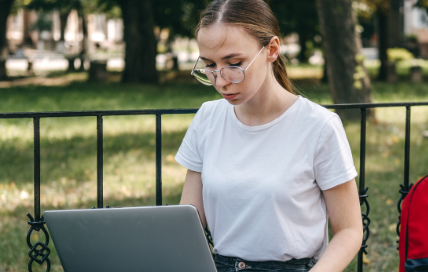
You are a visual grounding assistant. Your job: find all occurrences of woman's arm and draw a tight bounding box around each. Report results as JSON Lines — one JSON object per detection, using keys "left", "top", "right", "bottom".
{"left": 310, "top": 178, "right": 363, "bottom": 272}
{"left": 179, "top": 169, "right": 207, "bottom": 228}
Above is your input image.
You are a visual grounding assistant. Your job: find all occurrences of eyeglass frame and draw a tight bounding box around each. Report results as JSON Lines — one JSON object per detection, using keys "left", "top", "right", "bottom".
{"left": 190, "top": 39, "right": 272, "bottom": 86}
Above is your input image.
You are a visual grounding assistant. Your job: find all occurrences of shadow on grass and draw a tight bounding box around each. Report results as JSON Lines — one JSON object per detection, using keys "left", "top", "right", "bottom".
{"left": 0, "top": 128, "right": 187, "bottom": 187}
{"left": 0, "top": 82, "right": 221, "bottom": 113}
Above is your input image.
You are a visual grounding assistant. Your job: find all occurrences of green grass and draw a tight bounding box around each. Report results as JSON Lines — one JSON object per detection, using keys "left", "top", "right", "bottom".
{"left": 0, "top": 79, "right": 428, "bottom": 272}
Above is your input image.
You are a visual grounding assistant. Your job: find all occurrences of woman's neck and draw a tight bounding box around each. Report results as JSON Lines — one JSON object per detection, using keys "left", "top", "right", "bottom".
{"left": 234, "top": 75, "right": 298, "bottom": 127}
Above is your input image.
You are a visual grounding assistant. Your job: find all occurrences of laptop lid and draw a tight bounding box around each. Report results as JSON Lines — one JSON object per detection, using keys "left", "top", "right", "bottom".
{"left": 44, "top": 205, "right": 217, "bottom": 272}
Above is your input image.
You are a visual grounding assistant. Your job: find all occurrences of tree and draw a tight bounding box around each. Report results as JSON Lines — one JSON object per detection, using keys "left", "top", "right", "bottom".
{"left": 115, "top": 0, "right": 158, "bottom": 83}
{"left": 97, "top": 0, "right": 203, "bottom": 84}
{"left": 316, "top": 0, "right": 373, "bottom": 120}
{"left": 375, "top": 0, "right": 404, "bottom": 81}
{"left": 268, "top": 0, "right": 321, "bottom": 63}
{"left": 415, "top": 0, "right": 428, "bottom": 10}
{"left": 152, "top": 0, "right": 204, "bottom": 39}
{"left": 357, "top": 0, "right": 405, "bottom": 81}
{"left": 0, "top": 0, "right": 15, "bottom": 80}
{"left": 96, "top": 0, "right": 158, "bottom": 83}
{"left": 376, "top": 2, "right": 390, "bottom": 81}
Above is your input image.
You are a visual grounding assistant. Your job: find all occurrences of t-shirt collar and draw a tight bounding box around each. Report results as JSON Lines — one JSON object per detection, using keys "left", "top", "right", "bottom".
{"left": 228, "top": 95, "right": 302, "bottom": 132}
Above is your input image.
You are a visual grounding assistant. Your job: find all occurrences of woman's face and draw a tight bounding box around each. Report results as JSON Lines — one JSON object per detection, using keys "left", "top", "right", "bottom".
{"left": 197, "top": 24, "right": 274, "bottom": 105}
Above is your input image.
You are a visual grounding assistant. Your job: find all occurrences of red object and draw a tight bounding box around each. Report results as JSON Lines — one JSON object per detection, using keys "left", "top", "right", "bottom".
{"left": 399, "top": 175, "right": 428, "bottom": 272}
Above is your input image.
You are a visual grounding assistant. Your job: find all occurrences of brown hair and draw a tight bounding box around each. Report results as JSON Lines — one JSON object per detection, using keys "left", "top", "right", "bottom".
{"left": 195, "top": 0, "right": 294, "bottom": 94}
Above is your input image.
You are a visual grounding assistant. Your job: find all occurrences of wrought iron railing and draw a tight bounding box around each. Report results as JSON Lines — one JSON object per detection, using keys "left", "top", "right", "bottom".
{"left": 1, "top": 101, "right": 428, "bottom": 272}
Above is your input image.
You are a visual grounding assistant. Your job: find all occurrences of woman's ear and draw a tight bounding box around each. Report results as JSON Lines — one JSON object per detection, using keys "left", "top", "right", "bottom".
{"left": 267, "top": 36, "right": 280, "bottom": 63}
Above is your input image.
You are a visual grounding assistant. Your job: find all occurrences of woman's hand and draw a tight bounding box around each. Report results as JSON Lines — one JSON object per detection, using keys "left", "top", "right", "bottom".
{"left": 179, "top": 169, "right": 207, "bottom": 228}
{"left": 310, "top": 178, "right": 363, "bottom": 272}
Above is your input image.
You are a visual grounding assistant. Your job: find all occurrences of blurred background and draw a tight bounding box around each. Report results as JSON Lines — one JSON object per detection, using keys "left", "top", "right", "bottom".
{"left": 1, "top": 1, "right": 428, "bottom": 272}
{"left": 1, "top": 0, "right": 428, "bottom": 84}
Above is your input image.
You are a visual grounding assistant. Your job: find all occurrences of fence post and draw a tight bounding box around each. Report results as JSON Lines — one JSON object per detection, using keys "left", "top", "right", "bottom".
{"left": 156, "top": 114, "right": 162, "bottom": 206}
{"left": 396, "top": 106, "right": 412, "bottom": 247}
{"left": 97, "top": 115, "right": 104, "bottom": 208}
{"left": 357, "top": 108, "right": 370, "bottom": 272}
{"left": 26, "top": 117, "right": 51, "bottom": 272}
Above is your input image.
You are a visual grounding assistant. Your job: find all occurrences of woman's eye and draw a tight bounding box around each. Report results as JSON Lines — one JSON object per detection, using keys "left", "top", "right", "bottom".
{"left": 205, "top": 63, "right": 215, "bottom": 68}
{"left": 229, "top": 62, "right": 242, "bottom": 67}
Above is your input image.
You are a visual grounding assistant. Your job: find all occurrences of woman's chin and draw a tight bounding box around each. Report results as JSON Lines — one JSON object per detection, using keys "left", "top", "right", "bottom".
{"left": 225, "top": 98, "right": 243, "bottom": 105}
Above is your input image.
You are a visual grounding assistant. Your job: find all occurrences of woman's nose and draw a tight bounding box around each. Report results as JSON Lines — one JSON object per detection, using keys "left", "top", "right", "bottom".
{"left": 214, "top": 71, "right": 231, "bottom": 88}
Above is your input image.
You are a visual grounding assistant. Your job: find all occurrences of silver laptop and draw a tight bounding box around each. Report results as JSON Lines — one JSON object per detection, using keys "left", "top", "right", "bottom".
{"left": 44, "top": 205, "right": 217, "bottom": 272}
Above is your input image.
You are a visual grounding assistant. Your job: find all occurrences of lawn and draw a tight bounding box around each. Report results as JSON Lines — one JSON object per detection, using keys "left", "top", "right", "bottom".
{"left": 0, "top": 77, "right": 428, "bottom": 272}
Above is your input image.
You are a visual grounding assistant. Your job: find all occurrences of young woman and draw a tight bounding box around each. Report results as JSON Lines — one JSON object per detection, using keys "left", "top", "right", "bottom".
{"left": 175, "top": 0, "right": 363, "bottom": 271}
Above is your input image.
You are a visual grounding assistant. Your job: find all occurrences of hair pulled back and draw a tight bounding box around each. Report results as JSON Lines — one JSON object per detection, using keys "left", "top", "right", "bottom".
{"left": 195, "top": 0, "right": 294, "bottom": 94}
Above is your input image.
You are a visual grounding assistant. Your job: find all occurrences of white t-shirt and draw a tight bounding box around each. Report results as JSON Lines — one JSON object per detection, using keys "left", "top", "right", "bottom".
{"left": 175, "top": 95, "right": 358, "bottom": 262}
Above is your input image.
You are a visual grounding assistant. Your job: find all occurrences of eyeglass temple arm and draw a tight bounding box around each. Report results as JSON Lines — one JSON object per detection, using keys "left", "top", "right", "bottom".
{"left": 244, "top": 46, "right": 265, "bottom": 71}
{"left": 191, "top": 57, "right": 200, "bottom": 75}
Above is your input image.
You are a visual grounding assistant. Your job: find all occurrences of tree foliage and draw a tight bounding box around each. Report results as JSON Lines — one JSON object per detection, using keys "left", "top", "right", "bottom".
{"left": 97, "top": 0, "right": 205, "bottom": 39}
{"left": 152, "top": 0, "right": 206, "bottom": 38}
{"left": 26, "top": 0, "right": 82, "bottom": 13}
{"left": 267, "top": 0, "right": 319, "bottom": 37}
{"left": 356, "top": 0, "right": 428, "bottom": 18}
{"left": 414, "top": 0, "right": 428, "bottom": 11}
{"left": 267, "top": 0, "right": 321, "bottom": 62}
{"left": 88, "top": 0, "right": 121, "bottom": 18}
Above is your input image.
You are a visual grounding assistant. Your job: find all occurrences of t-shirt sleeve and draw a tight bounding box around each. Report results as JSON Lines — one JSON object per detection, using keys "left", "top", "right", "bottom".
{"left": 174, "top": 108, "right": 203, "bottom": 172}
{"left": 314, "top": 114, "right": 358, "bottom": 190}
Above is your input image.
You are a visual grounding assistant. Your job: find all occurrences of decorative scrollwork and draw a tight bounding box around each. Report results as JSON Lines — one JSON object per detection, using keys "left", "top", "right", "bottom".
{"left": 396, "top": 183, "right": 413, "bottom": 250}
{"left": 27, "top": 213, "right": 51, "bottom": 272}
{"left": 359, "top": 187, "right": 370, "bottom": 255}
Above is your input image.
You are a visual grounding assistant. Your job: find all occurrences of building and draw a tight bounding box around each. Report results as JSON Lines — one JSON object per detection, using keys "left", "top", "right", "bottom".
{"left": 404, "top": 0, "right": 428, "bottom": 58}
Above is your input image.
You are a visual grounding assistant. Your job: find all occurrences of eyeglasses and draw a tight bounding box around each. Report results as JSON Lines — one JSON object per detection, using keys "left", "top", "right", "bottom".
{"left": 191, "top": 45, "right": 266, "bottom": 86}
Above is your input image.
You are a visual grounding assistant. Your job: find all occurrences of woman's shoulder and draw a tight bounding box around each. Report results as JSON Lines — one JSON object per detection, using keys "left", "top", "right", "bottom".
{"left": 297, "top": 96, "right": 338, "bottom": 123}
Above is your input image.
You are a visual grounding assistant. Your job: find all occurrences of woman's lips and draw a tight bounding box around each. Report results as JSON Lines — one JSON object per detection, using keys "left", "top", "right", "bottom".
{"left": 222, "top": 93, "right": 238, "bottom": 100}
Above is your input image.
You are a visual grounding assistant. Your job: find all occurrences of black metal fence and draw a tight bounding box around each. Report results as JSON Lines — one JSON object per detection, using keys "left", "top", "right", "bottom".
{"left": 1, "top": 101, "right": 428, "bottom": 272}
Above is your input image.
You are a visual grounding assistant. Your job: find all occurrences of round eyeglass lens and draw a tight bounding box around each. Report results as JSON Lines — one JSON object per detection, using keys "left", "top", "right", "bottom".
{"left": 221, "top": 67, "right": 245, "bottom": 83}
{"left": 193, "top": 69, "right": 214, "bottom": 86}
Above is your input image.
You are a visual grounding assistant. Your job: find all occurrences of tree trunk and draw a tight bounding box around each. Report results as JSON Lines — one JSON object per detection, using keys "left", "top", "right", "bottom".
{"left": 78, "top": 9, "right": 88, "bottom": 71}
{"left": 22, "top": 9, "right": 34, "bottom": 46}
{"left": 59, "top": 10, "right": 70, "bottom": 42}
{"left": 388, "top": 0, "right": 404, "bottom": 48}
{"left": 298, "top": 29, "right": 308, "bottom": 63}
{"left": 57, "top": 9, "right": 71, "bottom": 54}
{"left": 0, "top": 60, "right": 6, "bottom": 80}
{"left": 316, "top": 0, "right": 372, "bottom": 120}
{"left": 119, "top": 0, "right": 158, "bottom": 83}
{"left": 0, "top": 0, "right": 14, "bottom": 80}
{"left": 322, "top": 34, "right": 328, "bottom": 83}
{"left": 322, "top": 60, "right": 328, "bottom": 83}
{"left": 377, "top": 8, "right": 389, "bottom": 81}
{"left": 377, "top": 0, "right": 403, "bottom": 81}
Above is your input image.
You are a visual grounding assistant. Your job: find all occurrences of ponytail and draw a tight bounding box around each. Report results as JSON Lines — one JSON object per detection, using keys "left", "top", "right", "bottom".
{"left": 273, "top": 54, "right": 295, "bottom": 94}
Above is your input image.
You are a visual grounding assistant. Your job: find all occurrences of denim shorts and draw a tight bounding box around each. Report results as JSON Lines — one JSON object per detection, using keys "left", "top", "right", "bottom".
{"left": 214, "top": 254, "right": 318, "bottom": 272}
